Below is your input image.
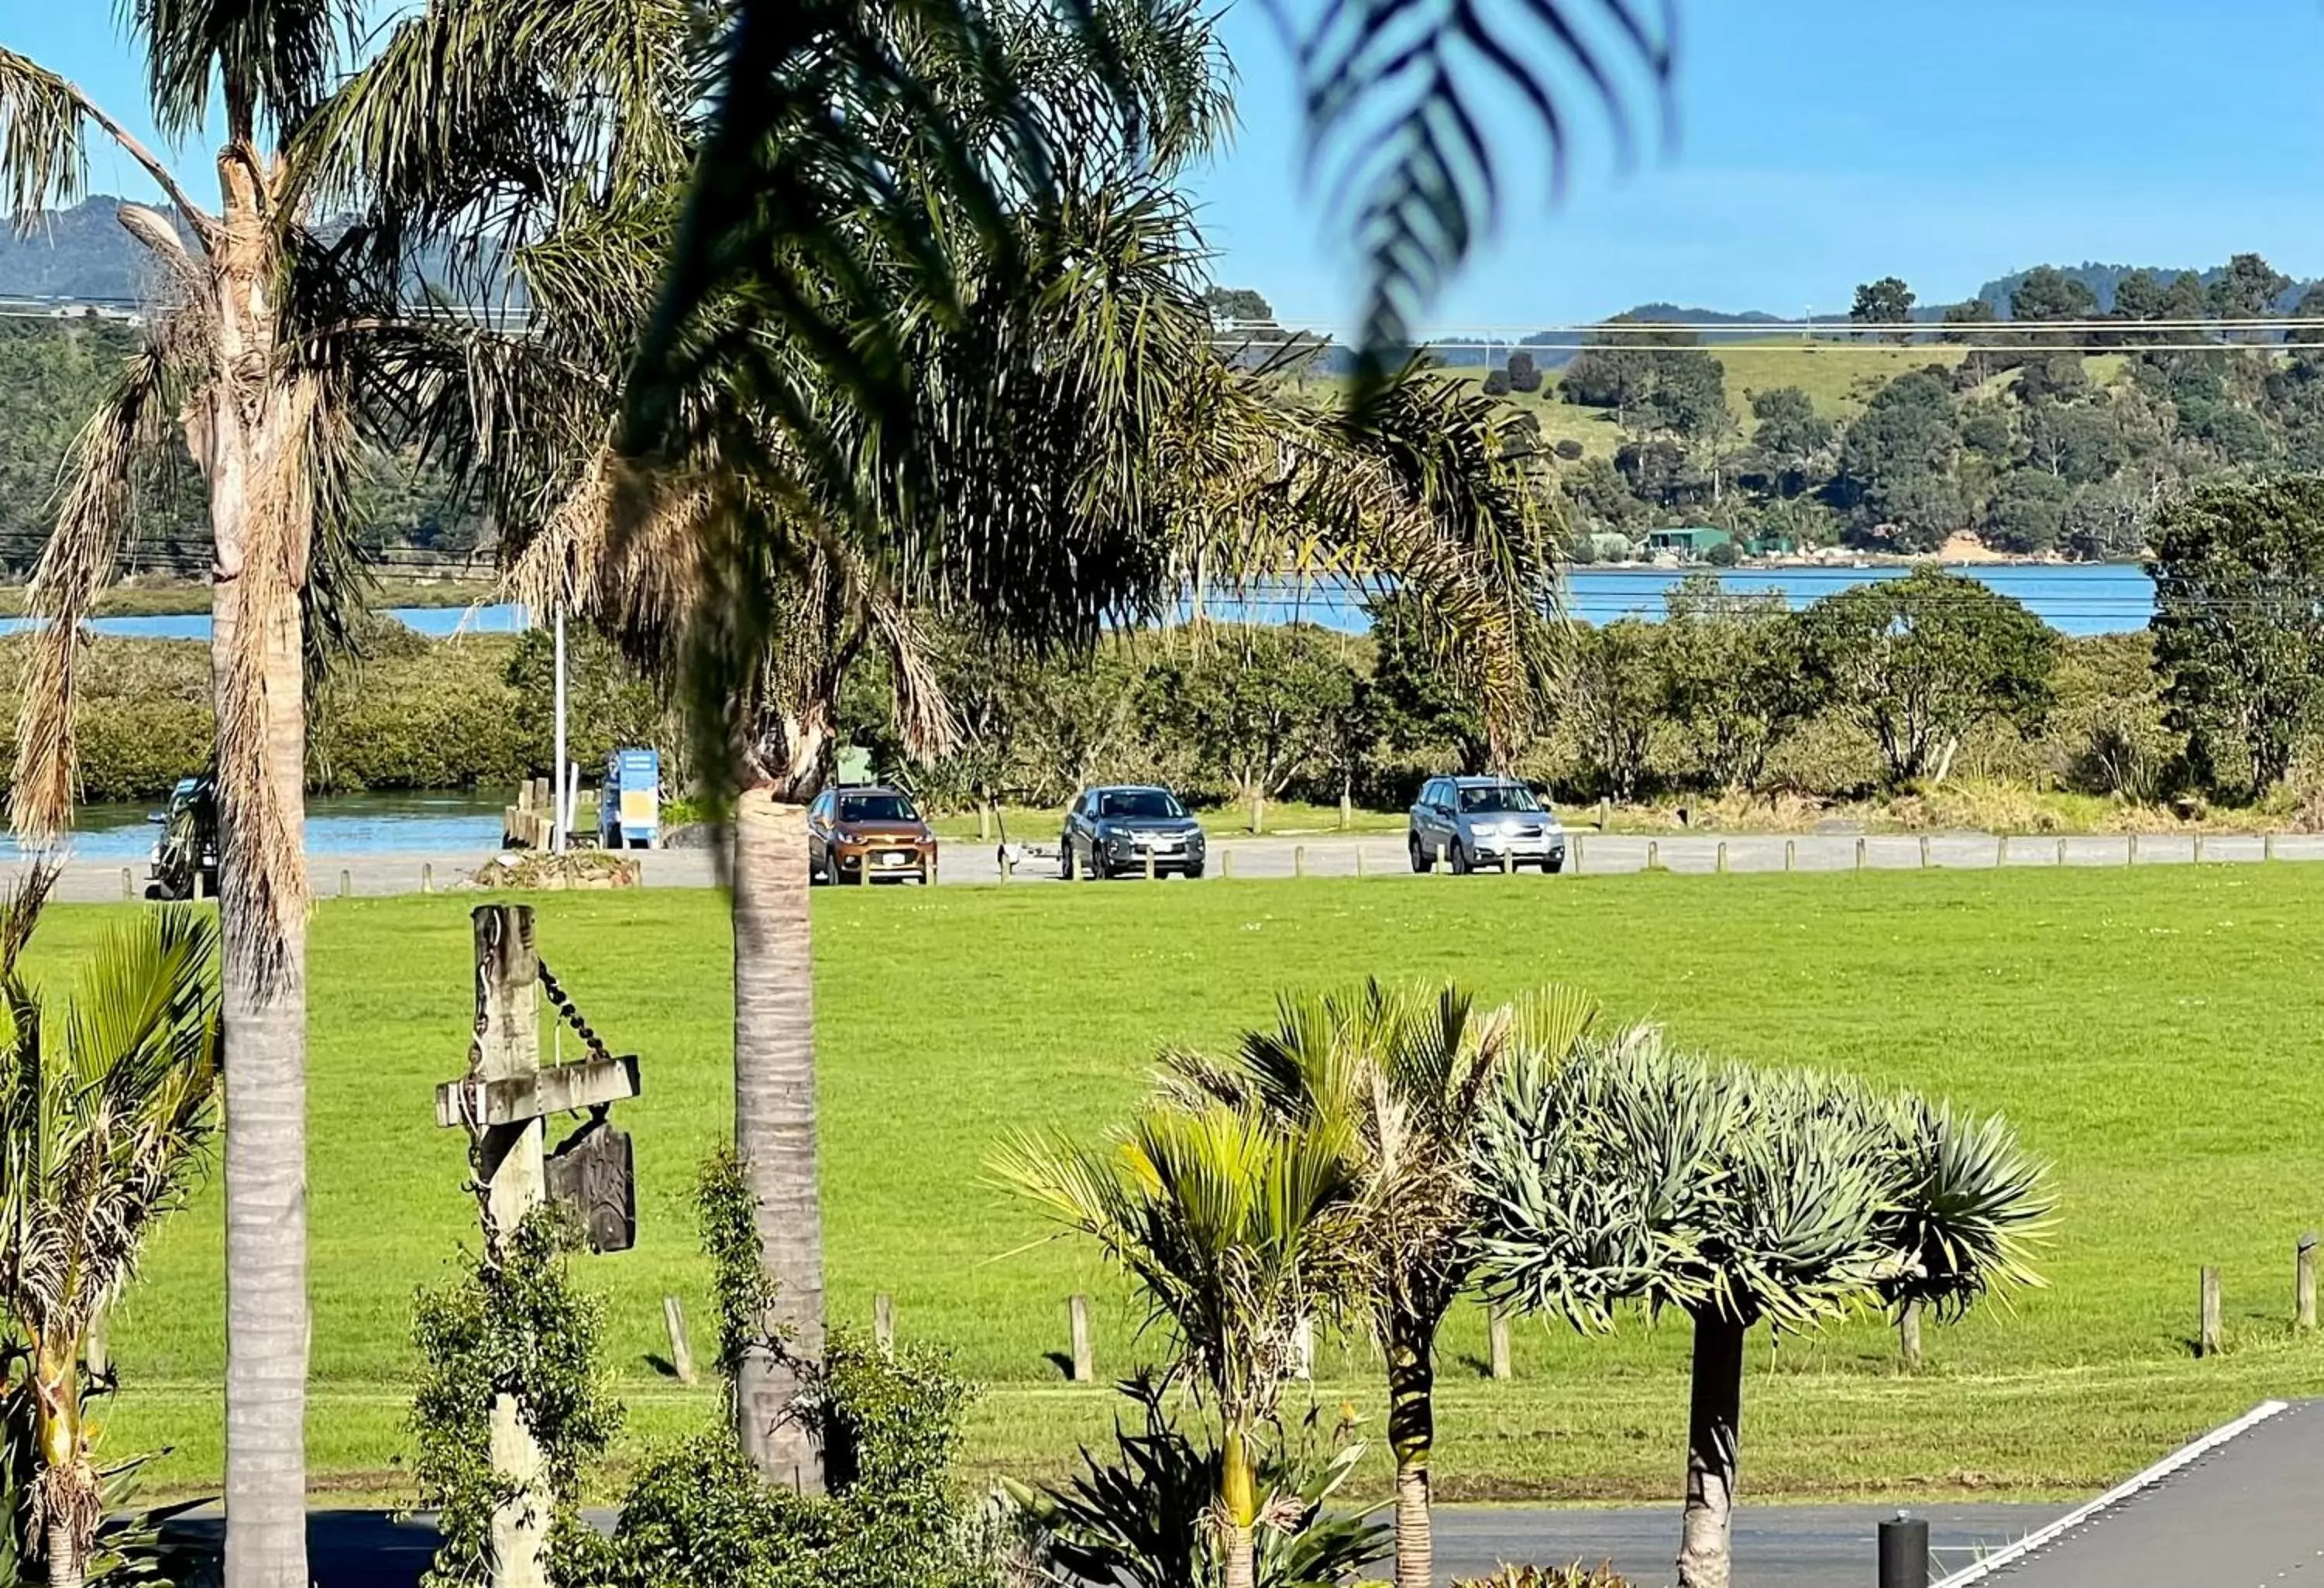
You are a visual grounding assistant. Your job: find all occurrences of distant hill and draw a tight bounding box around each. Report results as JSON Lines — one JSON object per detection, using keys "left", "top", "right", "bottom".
{"left": 1972, "top": 261, "right": 2322, "bottom": 315}
{"left": 0, "top": 198, "right": 177, "bottom": 301}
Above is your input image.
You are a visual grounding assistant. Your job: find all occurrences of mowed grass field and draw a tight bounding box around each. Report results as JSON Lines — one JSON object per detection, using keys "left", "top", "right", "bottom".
{"left": 39, "top": 863, "right": 2324, "bottom": 1505}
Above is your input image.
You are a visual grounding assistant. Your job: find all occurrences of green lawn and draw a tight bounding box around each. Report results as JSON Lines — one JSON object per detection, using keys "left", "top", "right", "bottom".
{"left": 50, "top": 864, "right": 2324, "bottom": 1505}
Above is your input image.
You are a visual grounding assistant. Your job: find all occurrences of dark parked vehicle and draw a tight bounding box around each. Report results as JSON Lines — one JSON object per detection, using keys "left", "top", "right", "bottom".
{"left": 1061, "top": 785, "right": 1206, "bottom": 879}
{"left": 1408, "top": 775, "right": 1566, "bottom": 874}
{"left": 808, "top": 785, "right": 937, "bottom": 885}
{"left": 147, "top": 775, "right": 219, "bottom": 901}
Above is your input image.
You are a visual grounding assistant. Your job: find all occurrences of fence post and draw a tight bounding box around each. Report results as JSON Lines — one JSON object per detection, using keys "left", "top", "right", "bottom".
{"left": 2055, "top": 837, "right": 2068, "bottom": 868}
{"left": 339, "top": 868, "right": 352, "bottom": 899}
{"left": 1645, "top": 840, "right": 1660, "bottom": 871}
{"left": 874, "top": 1292, "right": 896, "bottom": 1355}
{"left": 1597, "top": 798, "right": 1611, "bottom": 831}
{"left": 2266, "top": 833, "right": 2278, "bottom": 862}
{"left": 1878, "top": 1514, "right": 1929, "bottom": 1588}
{"left": 1918, "top": 836, "right": 1930, "bottom": 868}
{"left": 1489, "top": 1312, "right": 1513, "bottom": 1381}
{"left": 662, "top": 1296, "right": 696, "bottom": 1386}
{"left": 120, "top": 867, "right": 133, "bottom": 901}
{"left": 1572, "top": 836, "right": 1584, "bottom": 876}
{"left": 1899, "top": 1301, "right": 1923, "bottom": 1373}
{"left": 1715, "top": 841, "right": 1728, "bottom": 875}
{"left": 2129, "top": 834, "right": 2140, "bottom": 868}
{"left": 1355, "top": 847, "right": 1366, "bottom": 879}
{"left": 1221, "top": 849, "right": 1235, "bottom": 881}
{"left": 422, "top": 862, "right": 435, "bottom": 894}
{"left": 1784, "top": 839, "right": 1796, "bottom": 873}
{"left": 2300, "top": 1234, "right": 2317, "bottom": 1332}
{"left": 2195, "top": 834, "right": 2207, "bottom": 865}
{"left": 1069, "top": 1294, "right": 1094, "bottom": 1383}
{"left": 2199, "top": 1266, "right": 2223, "bottom": 1357}
{"left": 1145, "top": 848, "right": 1157, "bottom": 882}
{"left": 1296, "top": 845, "right": 1308, "bottom": 879}
{"left": 1501, "top": 849, "right": 1513, "bottom": 876}
{"left": 1855, "top": 837, "right": 1867, "bottom": 871}
{"left": 1996, "top": 836, "right": 2007, "bottom": 868}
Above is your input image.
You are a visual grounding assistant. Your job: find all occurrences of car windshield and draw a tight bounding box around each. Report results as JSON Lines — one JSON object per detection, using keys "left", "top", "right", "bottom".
{"left": 838, "top": 793, "right": 917, "bottom": 823}
{"left": 1459, "top": 784, "right": 1542, "bottom": 814}
{"left": 1099, "top": 789, "right": 1185, "bottom": 820}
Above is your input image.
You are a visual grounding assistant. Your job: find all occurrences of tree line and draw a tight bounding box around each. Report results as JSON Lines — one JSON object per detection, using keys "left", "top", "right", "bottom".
{"left": 1532, "top": 254, "right": 2324, "bottom": 561}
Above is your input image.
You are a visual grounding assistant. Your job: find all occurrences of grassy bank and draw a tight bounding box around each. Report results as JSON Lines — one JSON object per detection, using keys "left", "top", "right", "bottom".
{"left": 44, "top": 862, "right": 2324, "bottom": 1504}
{"left": 0, "top": 578, "right": 498, "bottom": 618}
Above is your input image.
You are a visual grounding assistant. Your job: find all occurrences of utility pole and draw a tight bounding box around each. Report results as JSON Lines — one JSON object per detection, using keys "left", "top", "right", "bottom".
{"left": 552, "top": 607, "right": 568, "bottom": 854}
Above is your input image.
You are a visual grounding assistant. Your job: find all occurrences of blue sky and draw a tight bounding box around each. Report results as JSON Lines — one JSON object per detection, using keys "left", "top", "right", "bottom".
{"left": 15, "top": 1, "right": 2324, "bottom": 329}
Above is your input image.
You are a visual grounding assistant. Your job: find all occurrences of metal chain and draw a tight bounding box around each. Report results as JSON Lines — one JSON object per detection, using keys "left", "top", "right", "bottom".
{"left": 535, "top": 956, "right": 614, "bottom": 1066}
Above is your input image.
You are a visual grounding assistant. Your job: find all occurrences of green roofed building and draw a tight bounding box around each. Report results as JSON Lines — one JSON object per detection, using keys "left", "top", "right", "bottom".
{"left": 1643, "top": 526, "right": 1734, "bottom": 559}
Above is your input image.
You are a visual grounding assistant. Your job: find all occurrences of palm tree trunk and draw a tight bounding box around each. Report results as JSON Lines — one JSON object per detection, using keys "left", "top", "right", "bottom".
{"left": 208, "top": 162, "right": 311, "bottom": 1588}
{"left": 1220, "top": 1422, "right": 1258, "bottom": 1588}
{"left": 1387, "top": 1325, "right": 1435, "bottom": 1588}
{"left": 731, "top": 782, "right": 826, "bottom": 1493}
{"left": 216, "top": 556, "right": 311, "bottom": 1588}
{"left": 33, "top": 1341, "right": 88, "bottom": 1588}
{"left": 1676, "top": 1310, "right": 1746, "bottom": 1588}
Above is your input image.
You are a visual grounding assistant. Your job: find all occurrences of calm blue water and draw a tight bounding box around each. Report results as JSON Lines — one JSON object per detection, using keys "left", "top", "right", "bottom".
{"left": 1190, "top": 563, "right": 2156, "bottom": 638}
{"left": 5, "top": 790, "right": 507, "bottom": 863}
{"left": 0, "top": 603, "right": 531, "bottom": 641}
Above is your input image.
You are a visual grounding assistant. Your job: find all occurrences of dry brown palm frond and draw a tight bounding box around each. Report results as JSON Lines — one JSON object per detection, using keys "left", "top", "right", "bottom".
{"left": 10, "top": 344, "right": 176, "bottom": 842}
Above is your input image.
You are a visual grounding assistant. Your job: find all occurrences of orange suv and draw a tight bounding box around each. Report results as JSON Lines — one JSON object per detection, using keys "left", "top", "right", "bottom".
{"left": 808, "top": 785, "right": 938, "bottom": 885}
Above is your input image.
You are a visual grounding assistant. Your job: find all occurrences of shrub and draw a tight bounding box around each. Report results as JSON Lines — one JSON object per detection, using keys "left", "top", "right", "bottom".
{"left": 1552, "top": 438, "right": 1585, "bottom": 461}
{"left": 1507, "top": 350, "right": 1543, "bottom": 394}
{"left": 1482, "top": 369, "right": 1512, "bottom": 397}
{"left": 1453, "top": 1568, "right": 1632, "bottom": 1588}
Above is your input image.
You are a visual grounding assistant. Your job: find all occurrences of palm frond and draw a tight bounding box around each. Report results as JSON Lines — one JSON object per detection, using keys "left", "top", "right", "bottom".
{"left": 1292, "top": 0, "right": 1675, "bottom": 400}
{"left": 10, "top": 344, "right": 178, "bottom": 843}
{"left": 0, "top": 48, "right": 90, "bottom": 222}
{"left": 129, "top": 0, "right": 361, "bottom": 142}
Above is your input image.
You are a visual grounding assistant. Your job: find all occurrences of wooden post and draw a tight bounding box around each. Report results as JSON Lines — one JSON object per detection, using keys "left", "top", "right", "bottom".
{"left": 2266, "top": 833, "right": 2278, "bottom": 862}
{"left": 1918, "top": 836, "right": 1930, "bottom": 868}
{"left": 1068, "top": 1294, "right": 1094, "bottom": 1383}
{"left": 2195, "top": 834, "right": 2207, "bottom": 864}
{"left": 339, "top": 868, "right": 352, "bottom": 899}
{"left": 1855, "top": 837, "right": 1867, "bottom": 871}
{"left": 2299, "top": 1234, "right": 2317, "bottom": 1332}
{"left": 1645, "top": 840, "right": 1660, "bottom": 871}
{"left": 1145, "top": 847, "right": 1157, "bottom": 882}
{"left": 2055, "top": 837, "right": 2068, "bottom": 868}
{"left": 1501, "top": 848, "right": 1512, "bottom": 876}
{"left": 999, "top": 849, "right": 1014, "bottom": 882}
{"left": 1899, "top": 1301, "right": 1923, "bottom": 1373}
{"left": 1489, "top": 1312, "right": 1512, "bottom": 1381}
{"left": 119, "top": 867, "right": 132, "bottom": 901}
{"left": 472, "top": 906, "right": 550, "bottom": 1588}
{"left": 1355, "top": 847, "right": 1367, "bottom": 878}
{"left": 422, "top": 862, "right": 435, "bottom": 894}
{"left": 1597, "top": 798, "right": 1611, "bottom": 831}
{"left": 874, "top": 1292, "right": 896, "bottom": 1355}
{"left": 662, "top": 1296, "right": 697, "bottom": 1386}
{"left": 1572, "top": 836, "right": 1585, "bottom": 876}
{"left": 1715, "top": 841, "right": 1728, "bottom": 875}
{"left": 2128, "top": 834, "right": 2140, "bottom": 868}
{"left": 1996, "top": 836, "right": 2007, "bottom": 868}
{"left": 1221, "top": 849, "right": 1235, "bottom": 880}
{"left": 2199, "top": 1266, "right": 2222, "bottom": 1358}
{"left": 1296, "top": 845, "right": 1308, "bottom": 878}
{"left": 1784, "top": 839, "right": 1796, "bottom": 873}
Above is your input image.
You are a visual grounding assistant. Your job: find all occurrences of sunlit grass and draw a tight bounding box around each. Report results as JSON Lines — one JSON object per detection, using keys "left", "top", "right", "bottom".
{"left": 45, "top": 862, "right": 2324, "bottom": 1502}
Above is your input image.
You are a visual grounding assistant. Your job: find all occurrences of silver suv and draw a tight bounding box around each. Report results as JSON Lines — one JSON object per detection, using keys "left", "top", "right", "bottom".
{"left": 1408, "top": 775, "right": 1566, "bottom": 874}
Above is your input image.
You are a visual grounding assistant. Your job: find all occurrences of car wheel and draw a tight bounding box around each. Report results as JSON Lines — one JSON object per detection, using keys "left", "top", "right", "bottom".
{"left": 1543, "top": 857, "right": 1565, "bottom": 875}
{"left": 809, "top": 846, "right": 827, "bottom": 886}
{"left": 1091, "top": 844, "right": 1111, "bottom": 882}
{"left": 1450, "top": 842, "right": 1471, "bottom": 875}
{"left": 1061, "top": 844, "right": 1076, "bottom": 882}
{"left": 1408, "top": 834, "right": 1429, "bottom": 874}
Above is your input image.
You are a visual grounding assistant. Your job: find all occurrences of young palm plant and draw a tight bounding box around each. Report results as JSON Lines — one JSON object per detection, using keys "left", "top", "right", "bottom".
{"left": 0, "top": 876, "right": 221, "bottom": 1588}
{"left": 1471, "top": 1036, "right": 2047, "bottom": 1588}
{"left": 1160, "top": 981, "right": 1603, "bottom": 1588}
{"left": 996, "top": 1103, "right": 1363, "bottom": 1588}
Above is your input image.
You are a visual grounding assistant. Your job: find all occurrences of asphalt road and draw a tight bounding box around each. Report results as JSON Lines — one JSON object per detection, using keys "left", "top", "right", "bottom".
{"left": 24, "top": 827, "right": 2324, "bottom": 902}
{"left": 156, "top": 1500, "right": 2060, "bottom": 1586}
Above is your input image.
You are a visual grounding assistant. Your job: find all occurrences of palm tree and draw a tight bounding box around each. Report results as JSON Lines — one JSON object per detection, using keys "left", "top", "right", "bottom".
{"left": 1471, "top": 1036, "right": 2048, "bottom": 1588}
{"left": 1160, "top": 981, "right": 1604, "bottom": 1588}
{"left": 996, "top": 1102, "right": 1363, "bottom": 1588}
{"left": 0, "top": 873, "right": 221, "bottom": 1588}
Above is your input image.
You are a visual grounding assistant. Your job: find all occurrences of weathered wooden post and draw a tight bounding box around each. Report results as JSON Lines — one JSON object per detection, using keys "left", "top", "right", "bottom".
{"left": 1068, "top": 1294, "right": 1094, "bottom": 1383}
{"left": 1784, "top": 840, "right": 1796, "bottom": 873}
{"left": 1855, "top": 837, "right": 1867, "bottom": 871}
{"left": 339, "top": 868, "right": 352, "bottom": 899}
{"left": 1296, "top": 845, "right": 1309, "bottom": 878}
{"left": 874, "top": 1292, "right": 896, "bottom": 1355}
{"left": 662, "top": 1296, "right": 697, "bottom": 1386}
{"left": 422, "top": 862, "right": 435, "bottom": 894}
{"left": 1899, "top": 1301, "right": 1923, "bottom": 1373}
{"left": 2199, "top": 1267, "right": 2223, "bottom": 1357}
{"left": 1995, "top": 836, "right": 2006, "bottom": 868}
{"left": 1501, "top": 849, "right": 1513, "bottom": 876}
{"left": 1355, "top": 847, "right": 1367, "bottom": 878}
{"left": 2055, "top": 837, "right": 2068, "bottom": 868}
{"left": 1645, "top": 840, "right": 1660, "bottom": 871}
{"left": 2299, "top": 1234, "right": 2317, "bottom": 1332}
{"left": 1571, "top": 836, "right": 1585, "bottom": 876}
{"left": 119, "top": 867, "right": 132, "bottom": 901}
{"left": 1488, "top": 1313, "right": 1512, "bottom": 1381}
{"left": 1145, "top": 848, "right": 1157, "bottom": 882}
{"left": 1597, "top": 798, "right": 1610, "bottom": 830}
{"left": 2128, "top": 834, "right": 2140, "bottom": 868}
{"left": 1715, "top": 841, "right": 1728, "bottom": 875}
{"left": 2195, "top": 834, "right": 2207, "bottom": 865}
{"left": 435, "top": 906, "right": 641, "bottom": 1588}
{"left": 1221, "top": 849, "right": 1235, "bottom": 880}
{"left": 2265, "top": 833, "right": 2278, "bottom": 862}
{"left": 1918, "top": 836, "right": 1930, "bottom": 868}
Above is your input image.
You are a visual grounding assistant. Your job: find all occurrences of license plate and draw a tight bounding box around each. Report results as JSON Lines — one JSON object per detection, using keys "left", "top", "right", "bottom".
{"left": 878, "top": 851, "right": 907, "bottom": 867}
